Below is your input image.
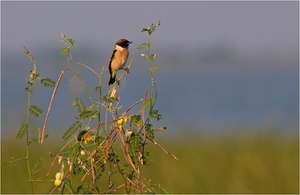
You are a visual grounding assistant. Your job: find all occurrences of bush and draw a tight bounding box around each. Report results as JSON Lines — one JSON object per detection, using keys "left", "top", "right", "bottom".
{"left": 8, "top": 20, "right": 177, "bottom": 194}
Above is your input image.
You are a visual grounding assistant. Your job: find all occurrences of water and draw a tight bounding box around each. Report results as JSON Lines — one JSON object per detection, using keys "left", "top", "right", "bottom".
{"left": 156, "top": 71, "right": 298, "bottom": 131}
{"left": 115, "top": 69, "right": 299, "bottom": 132}
{"left": 1, "top": 51, "right": 298, "bottom": 135}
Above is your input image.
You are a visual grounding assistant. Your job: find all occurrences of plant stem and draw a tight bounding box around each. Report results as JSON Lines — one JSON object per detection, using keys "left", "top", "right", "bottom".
{"left": 26, "top": 89, "right": 34, "bottom": 193}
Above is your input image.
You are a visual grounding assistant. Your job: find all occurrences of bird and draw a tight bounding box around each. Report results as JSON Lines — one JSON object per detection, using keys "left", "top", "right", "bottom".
{"left": 108, "top": 39, "right": 132, "bottom": 85}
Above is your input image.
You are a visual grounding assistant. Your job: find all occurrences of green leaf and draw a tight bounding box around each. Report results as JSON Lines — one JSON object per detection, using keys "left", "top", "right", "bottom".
{"left": 101, "top": 94, "right": 118, "bottom": 104}
{"left": 115, "top": 105, "right": 123, "bottom": 111}
{"left": 149, "top": 53, "right": 157, "bottom": 60}
{"left": 68, "top": 38, "right": 76, "bottom": 46}
{"left": 41, "top": 78, "right": 56, "bottom": 87}
{"left": 145, "top": 123, "right": 154, "bottom": 139}
{"left": 73, "top": 98, "right": 86, "bottom": 113}
{"left": 94, "top": 85, "right": 101, "bottom": 92}
{"left": 31, "top": 157, "right": 45, "bottom": 174}
{"left": 150, "top": 70, "right": 154, "bottom": 77}
{"left": 150, "top": 109, "right": 162, "bottom": 121}
{"left": 63, "top": 121, "right": 82, "bottom": 140}
{"left": 29, "top": 105, "right": 44, "bottom": 118}
{"left": 16, "top": 123, "right": 28, "bottom": 140}
{"left": 6, "top": 156, "right": 27, "bottom": 166}
{"left": 61, "top": 47, "right": 69, "bottom": 55}
{"left": 139, "top": 98, "right": 154, "bottom": 113}
{"left": 137, "top": 43, "right": 147, "bottom": 50}
{"left": 141, "top": 20, "right": 161, "bottom": 35}
{"left": 153, "top": 64, "right": 160, "bottom": 71}
{"left": 79, "top": 110, "right": 95, "bottom": 119}
{"left": 106, "top": 107, "right": 116, "bottom": 113}
{"left": 141, "top": 28, "right": 148, "bottom": 33}
{"left": 25, "top": 86, "right": 33, "bottom": 93}
{"left": 95, "top": 163, "right": 105, "bottom": 180}
{"left": 130, "top": 114, "right": 141, "bottom": 123}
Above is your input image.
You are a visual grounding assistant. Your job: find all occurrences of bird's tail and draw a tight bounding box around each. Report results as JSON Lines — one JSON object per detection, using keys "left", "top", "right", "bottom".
{"left": 108, "top": 75, "right": 115, "bottom": 85}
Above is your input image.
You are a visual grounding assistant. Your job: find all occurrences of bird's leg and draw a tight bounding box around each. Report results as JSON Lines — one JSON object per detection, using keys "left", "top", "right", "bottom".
{"left": 115, "top": 80, "right": 121, "bottom": 85}
{"left": 123, "top": 67, "right": 130, "bottom": 74}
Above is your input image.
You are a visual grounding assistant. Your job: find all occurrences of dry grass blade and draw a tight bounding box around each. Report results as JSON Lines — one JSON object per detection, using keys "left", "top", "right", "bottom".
{"left": 85, "top": 128, "right": 114, "bottom": 162}
{"left": 91, "top": 158, "right": 96, "bottom": 184}
{"left": 41, "top": 69, "right": 65, "bottom": 144}
{"left": 81, "top": 130, "right": 114, "bottom": 181}
{"left": 116, "top": 129, "right": 138, "bottom": 173}
{"left": 100, "top": 183, "right": 126, "bottom": 194}
{"left": 143, "top": 133, "right": 178, "bottom": 160}
{"left": 120, "top": 98, "right": 144, "bottom": 117}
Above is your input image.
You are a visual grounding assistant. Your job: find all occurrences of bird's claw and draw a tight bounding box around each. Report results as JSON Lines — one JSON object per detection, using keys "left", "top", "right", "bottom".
{"left": 124, "top": 68, "right": 130, "bottom": 74}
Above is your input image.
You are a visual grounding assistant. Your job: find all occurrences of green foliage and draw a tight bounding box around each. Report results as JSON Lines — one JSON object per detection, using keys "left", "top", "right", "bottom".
{"left": 137, "top": 43, "right": 147, "bottom": 50}
{"left": 63, "top": 121, "right": 82, "bottom": 141}
{"left": 2, "top": 132, "right": 299, "bottom": 194}
{"left": 61, "top": 47, "right": 69, "bottom": 55}
{"left": 31, "top": 157, "right": 45, "bottom": 174}
{"left": 67, "top": 38, "right": 76, "bottom": 46}
{"left": 130, "top": 114, "right": 141, "bottom": 123}
{"left": 79, "top": 110, "right": 96, "bottom": 119}
{"left": 16, "top": 123, "right": 28, "bottom": 140}
{"left": 141, "top": 19, "right": 161, "bottom": 35}
{"left": 150, "top": 109, "right": 162, "bottom": 121}
{"left": 29, "top": 105, "right": 43, "bottom": 118}
{"left": 140, "top": 97, "right": 154, "bottom": 111}
{"left": 61, "top": 34, "right": 76, "bottom": 55}
{"left": 72, "top": 97, "right": 86, "bottom": 113}
{"left": 6, "top": 155, "right": 27, "bottom": 166}
{"left": 11, "top": 20, "right": 176, "bottom": 194}
{"left": 41, "top": 78, "right": 56, "bottom": 87}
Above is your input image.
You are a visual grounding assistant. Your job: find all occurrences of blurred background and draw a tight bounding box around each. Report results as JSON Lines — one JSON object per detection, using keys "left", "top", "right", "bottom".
{"left": 1, "top": 1, "right": 299, "bottom": 194}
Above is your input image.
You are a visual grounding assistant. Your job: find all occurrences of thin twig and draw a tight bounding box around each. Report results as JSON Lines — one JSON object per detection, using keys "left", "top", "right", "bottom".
{"left": 45, "top": 138, "right": 74, "bottom": 179}
{"left": 76, "top": 62, "right": 100, "bottom": 78}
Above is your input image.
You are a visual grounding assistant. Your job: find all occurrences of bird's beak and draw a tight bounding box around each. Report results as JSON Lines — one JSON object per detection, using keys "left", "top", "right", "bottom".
{"left": 128, "top": 41, "right": 133, "bottom": 44}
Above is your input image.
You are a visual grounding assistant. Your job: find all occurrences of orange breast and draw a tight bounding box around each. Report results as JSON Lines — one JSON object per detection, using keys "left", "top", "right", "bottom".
{"left": 111, "top": 49, "right": 129, "bottom": 71}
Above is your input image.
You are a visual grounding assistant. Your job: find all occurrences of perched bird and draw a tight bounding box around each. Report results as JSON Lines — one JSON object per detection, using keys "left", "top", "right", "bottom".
{"left": 108, "top": 39, "right": 132, "bottom": 85}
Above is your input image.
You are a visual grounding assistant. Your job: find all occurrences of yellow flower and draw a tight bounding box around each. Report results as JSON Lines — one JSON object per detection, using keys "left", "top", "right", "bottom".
{"left": 54, "top": 172, "right": 63, "bottom": 186}
{"left": 82, "top": 132, "right": 92, "bottom": 144}
{"left": 117, "top": 116, "right": 128, "bottom": 131}
{"left": 118, "top": 125, "right": 123, "bottom": 131}
{"left": 117, "top": 118, "right": 124, "bottom": 125}
{"left": 117, "top": 116, "right": 128, "bottom": 125}
{"left": 134, "top": 121, "right": 143, "bottom": 127}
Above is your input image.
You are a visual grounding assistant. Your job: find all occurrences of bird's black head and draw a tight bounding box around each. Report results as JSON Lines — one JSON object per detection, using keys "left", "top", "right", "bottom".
{"left": 116, "top": 39, "right": 132, "bottom": 48}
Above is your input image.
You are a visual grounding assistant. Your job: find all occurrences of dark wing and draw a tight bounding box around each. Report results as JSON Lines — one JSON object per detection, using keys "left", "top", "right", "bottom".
{"left": 108, "top": 49, "right": 117, "bottom": 74}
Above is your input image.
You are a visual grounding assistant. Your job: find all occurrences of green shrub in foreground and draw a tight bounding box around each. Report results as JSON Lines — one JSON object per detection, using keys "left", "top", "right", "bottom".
{"left": 7, "top": 20, "right": 178, "bottom": 194}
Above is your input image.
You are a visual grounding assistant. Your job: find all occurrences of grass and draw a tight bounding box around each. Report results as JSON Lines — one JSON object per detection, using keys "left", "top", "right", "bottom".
{"left": 1, "top": 129, "right": 299, "bottom": 194}
{"left": 144, "top": 130, "right": 299, "bottom": 194}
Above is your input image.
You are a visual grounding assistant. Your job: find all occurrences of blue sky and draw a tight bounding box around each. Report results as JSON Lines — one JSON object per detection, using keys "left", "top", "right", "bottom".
{"left": 2, "top": 1, "right": 298, "bottom": 53}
